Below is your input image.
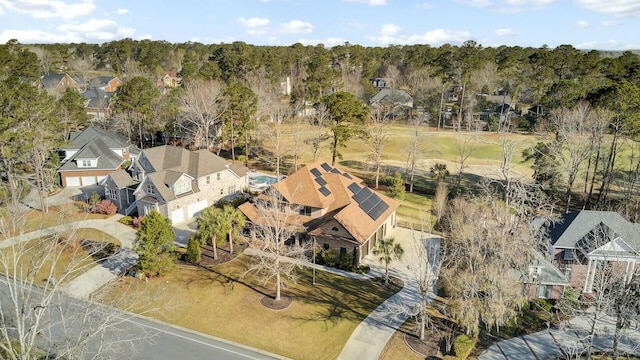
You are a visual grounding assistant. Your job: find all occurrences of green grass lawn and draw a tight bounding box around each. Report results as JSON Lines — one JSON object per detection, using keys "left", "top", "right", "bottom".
{"left": 107, "top": 255, "right": 397, "bottom": 360}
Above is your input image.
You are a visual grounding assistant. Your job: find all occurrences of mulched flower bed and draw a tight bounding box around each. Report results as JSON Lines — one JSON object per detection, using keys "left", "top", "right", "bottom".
{"left": 259, "top": 294, "right": 293, "bottom": 311}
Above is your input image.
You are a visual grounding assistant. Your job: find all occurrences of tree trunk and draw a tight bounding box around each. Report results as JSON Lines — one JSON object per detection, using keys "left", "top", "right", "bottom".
{"left": 385, "top": 262, "right": 390, "bottom": 284}
{"left": 419, "top": 294, "right": 427, "bottom": 341}
{"left": 438, "top": 84, "right": 445, "bottom": 131}
{"left": 331, "top": 131, "right": 338, "bottom": 167}
{"left": 375, "top": 163, "right": 380, "bottom": 189}
{"left": 212, "top": 235, "right": 218, "bottom": 259}
{"left": 275, "top": 269, "right": 281, "bottom": 301}
{"left": 228, "top": 231, "right": 233, "bottom": 254}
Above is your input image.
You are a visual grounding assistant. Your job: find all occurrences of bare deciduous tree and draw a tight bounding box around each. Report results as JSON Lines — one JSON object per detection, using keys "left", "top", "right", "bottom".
{"left": 305, "top": 102, "right": 331, "bottom": 162}
{"left": 366, "top": 103, "right": 393, "bottom": 189}
{"left": 178, "top": 79, "right": 227, "bottom": 150}
{"left": 243, "top": 189, "right": 310, "bottom": 301}
{"left": 0, "top": 209, "right": 154, "bottom": 359}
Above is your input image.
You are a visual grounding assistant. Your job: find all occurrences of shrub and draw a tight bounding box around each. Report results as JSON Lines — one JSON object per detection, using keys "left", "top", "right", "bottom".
{"left": 453, "top": 334, "right": 476, "bottom": 360}
{"left": 132, "top": 216, "right": 143, "bottom": 228}
{"left": 88, "top": 191, "right": 102, "bottom": 207}
{"left": 185, "top": 236, "right": 202, "bottom": 264}
{"left": 119, "top": 216, "right": 133, "bottom": 226}
{"left": 91, "top": 200, "right": 117, "bottom": 215}
{"left": 534, "top": 298, "right": 554, "bottom": 312}
{"left": 321, "top": 249, "right": 337, "bottom": 267}
{"left": 387, "top": 172, "right": 406, "bottom": 200}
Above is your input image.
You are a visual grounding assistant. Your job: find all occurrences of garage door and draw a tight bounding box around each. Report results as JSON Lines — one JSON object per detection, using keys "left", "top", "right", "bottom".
{"left": 81, "top": 176, "right": 96, "bottom": 186}
{"left": 66, "top": 176, "right": 81, "bottom": 187}
{"left": 171, "top": 208, "right": 185, "bottom": 224}
{"left": 187, "top": 200, "right": 208, "bottom": 218}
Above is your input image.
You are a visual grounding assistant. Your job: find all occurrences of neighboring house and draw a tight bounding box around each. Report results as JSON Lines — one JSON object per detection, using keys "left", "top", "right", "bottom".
{"left": 82, "top": 88, "right": 113, "bottom": 119}
{"left": 369, "top": 88, "right": 414, "bottom": 110}
{"left": 109, "top": 145, "right": 248, "bottom": 222}
{"left": 39, "top": 73, "right": 84, "bottom": 94}
{"left": 160, "top": 70, "right": 181, "bottom": 89}
{"left": 91, "top": 76, "right": 122, "bottom": 92}
{"left": 370, "top": 78, "right": 386, "bottom": 88}
{"left": 532, "top": 210, "right": 640, "bottom": 298}
{"left": 58, "top": 126, "right": 139, "bottom": 187}
{"left": 239, "top": 161, "right": 400, "bottom": 265}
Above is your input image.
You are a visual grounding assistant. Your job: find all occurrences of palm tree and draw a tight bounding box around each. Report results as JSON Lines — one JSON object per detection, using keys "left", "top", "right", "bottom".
{"left": 221, "top": 205, "right": 246, "bottom": 254}
{"left": 373, "top": 237, "right": 404, "bottom": 285}
{"left": 430, "top": 163, "right": 450, "bottom": 184}
{"left": 194, "top": 207, "right": 227, "bottom": 259}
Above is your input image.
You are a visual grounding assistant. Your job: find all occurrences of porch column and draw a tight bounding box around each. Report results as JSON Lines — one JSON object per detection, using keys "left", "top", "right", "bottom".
{"left": 583, "top": 258, "right": 593, "bottom": 293}
{"left": 587, "top": 259, "right": 597, "bottom": 293}
{"left": 624, "top": 260, "right": 631, "bottom": 283}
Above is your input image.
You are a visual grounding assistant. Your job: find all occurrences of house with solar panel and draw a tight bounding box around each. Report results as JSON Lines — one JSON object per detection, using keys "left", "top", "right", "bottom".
{"left": 239, "top": 161, "right": 400, "bottom": 265}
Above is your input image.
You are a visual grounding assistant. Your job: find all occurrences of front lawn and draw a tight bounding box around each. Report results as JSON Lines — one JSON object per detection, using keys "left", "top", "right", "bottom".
{"left": 106, "top": 254, "right": 398, "bottom": 360}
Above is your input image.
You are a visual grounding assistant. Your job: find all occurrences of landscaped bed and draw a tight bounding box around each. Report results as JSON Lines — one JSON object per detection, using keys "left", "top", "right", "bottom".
{"left": 106, "top": 254, "right": 400, "bottom": 360}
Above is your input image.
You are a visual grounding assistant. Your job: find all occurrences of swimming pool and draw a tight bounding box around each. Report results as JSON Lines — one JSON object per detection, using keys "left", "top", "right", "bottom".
{"left": 250, "top": 174, "right": 279, "bottom": 185}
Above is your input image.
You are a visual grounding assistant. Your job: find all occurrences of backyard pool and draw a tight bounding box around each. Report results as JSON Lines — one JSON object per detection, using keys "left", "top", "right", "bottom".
{"left": 251, "top": 175, "right": 279, "bottom": 185}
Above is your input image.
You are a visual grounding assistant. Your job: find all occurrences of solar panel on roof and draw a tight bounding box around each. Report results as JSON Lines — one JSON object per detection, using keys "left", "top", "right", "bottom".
{"left": 343, "top": 173, "right": 352, "bottom": 179}
{"left": 319, "top": 186, "right": 331, "bottom": 196}
{"left": 347, "top": 182, "right": 361, "bottom": 194}
{"left": 359, "top": 196, "right": 380, "bottom": 213}
{"left": 353, "top": 187, "right": 372, "bottom": 203}
{"left": 368, "top": 201, "right": 390, "bottom": 221}
{"left": 310, "top": 168, "right": 322, "bottom": 177}
{"left": 330, "top": 168, "right": 341, "bottom": 174}
{"left": 315, "top": 177, "right": 327, "bottom": 186}
{"left": 320, "top": 163, "right": 332, "bottom": 172}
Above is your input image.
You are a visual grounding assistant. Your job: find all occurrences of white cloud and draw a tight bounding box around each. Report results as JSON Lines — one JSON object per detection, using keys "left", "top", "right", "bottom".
{"left": 454, "top": 0, "right": 493, "bottom": 7}
{"left": 415, "top": 2, "right": 435, "bottom": 10}
{"left": 602, "top": 20, "right": 620, "bottom": 26}
{"left": 368, "top": 25, "right": 471, "bottom": 45}
{"left": 117, "top": 8, "right": 128, "bottom": 14}
{"left": 504, "top": 0, "right": 556, "bottom": 5}
{"left": 576, "top": 0, "right": 640, "bottom": 17}
{"left": 0, "top": 0, "right": 95, "bottom": 20}
{"left": 576, "top": 39, "right": 638, "bottom": 50}
{"left": 342, "top": 0, "right": 387, "bottom": 6}
{"left": 238, "top": 17, "right": 271, "bottom": 35}
{"left": 576, "top": 20, "right": 590, "bottom": 27}
{"left": 57, "top": 18, "right": 135, "bottom": 41}
{"left": 279, "top": 20, "right": 313, "bottom": 34}
{"left": 495, "top": 27, "right": 517, "bottom": 36}
{"left": 0, "top": 29, "right": 69, "bottom": 43}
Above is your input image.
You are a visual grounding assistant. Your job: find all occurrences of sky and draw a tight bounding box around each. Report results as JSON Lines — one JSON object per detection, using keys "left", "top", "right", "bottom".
{"left": 0, "top": 0, "right": 639, "bottom": 50}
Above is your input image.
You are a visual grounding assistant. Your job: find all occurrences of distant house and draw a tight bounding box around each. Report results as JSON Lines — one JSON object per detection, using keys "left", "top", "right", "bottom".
{"left": 370, "top": 78, "right": 386, "bottom": 88}
{"left": 58, "top": 127, "right": 139, "bottom": 187}
{"left": 108, "top": 145, "right": 248, "bottom": 222}
{"left": 529, "top": 211, "right": 640, "bottom": 299}
{"left": 39, "top": 73, "right": 84, "bottom": 94}
{"left": 161, "top": 71, "right": 181, "bottom": 89}
{"left": 91, "top": 76, "right": 121, "bottom": 92}
{"left": 369, "top": 88, "right": 414, "bottom": 118}
{"left": 82, "top": 88, "right": 113, "bottom": 119}
{"left": 239, "top": 161, "right": 400, "bottom": 265}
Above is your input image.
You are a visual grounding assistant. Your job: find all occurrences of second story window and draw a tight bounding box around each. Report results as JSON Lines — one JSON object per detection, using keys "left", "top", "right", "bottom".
{"left": 146, "top": 184, "right": 154, "bottom": 194}
{"left": 299, "top": 206, "right": 312, "bottom": 216}
{"left": 81, "top": 160, "right": 91, "bottom": 167}
{"left": 174, "top": 182, "right": 191, "bottom": 195}
{"left": 217, "top": 173, "right": 221, "bottom": 181}
{"left": 206, "top": 176, "right": 211, "bottom": 185}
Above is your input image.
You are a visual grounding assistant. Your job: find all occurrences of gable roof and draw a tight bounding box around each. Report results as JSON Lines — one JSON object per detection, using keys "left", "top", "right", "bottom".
{"left": 64, "top": 126, "right": 131, "bottom": 151}
{"left": 545, "top": 210, "right": 640, "bottom": 252}
{"left": 107, "top": 169, "right": 139, "bottom": 189}
{"left": 83, "top": 88, "right": 113, "bottom": 108}
{"left": 264, "top": 160, "right": 399, "bottom": 244}
{"left": 370, "top": 88, "right": 413, "bottom": 105}
{"left": 58, "top": 138, "right": 124, "bottom": 172}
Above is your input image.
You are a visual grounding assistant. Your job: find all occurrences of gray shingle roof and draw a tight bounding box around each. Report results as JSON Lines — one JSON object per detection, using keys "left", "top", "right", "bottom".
{"left": 108, "top": 169, "right": 138, "bottom": 189}
{"left": 58, "top": 138, "right": 124, "bottom": 172}
{"left": 370, "top": 88, "right": 413, "bottom": 105}
{"left": 547, "top": 211, "right": 640, "bottom": 252}
{"left": 82, "top": 88, "right": 112, "bottom": 108}
{"left": 65, "top": 126, "right": 130, "bottom": 151}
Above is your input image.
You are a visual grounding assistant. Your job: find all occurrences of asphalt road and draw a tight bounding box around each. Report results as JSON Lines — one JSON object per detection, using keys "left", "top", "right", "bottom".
{"left": 0, "top": 276, "right": 286, "bottom": 360}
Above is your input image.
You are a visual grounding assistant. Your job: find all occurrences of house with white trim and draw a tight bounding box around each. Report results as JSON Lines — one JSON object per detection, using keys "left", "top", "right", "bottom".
{"left": 105, "top": 145, "right": 248, "bottom": 223}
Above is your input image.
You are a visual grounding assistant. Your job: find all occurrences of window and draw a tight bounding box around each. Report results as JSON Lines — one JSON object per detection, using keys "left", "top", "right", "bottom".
{"left": 323, "top": 244, "right": 330, "bottom": 250}
{"left": 107, "top": 189, "right": 117, "bottom": 200}
{"left": 299, "top": 206, "right": 312, "bottom": 216}
{"left": 331, "top": 227, "right": 339, "bottom": 232}
{"left": 227, "top": 184, "right": 236, "bottom": 194}
{"left": 146, "top": 184, "right": 154, "bottom": 194}
{"left": 537, "top": 285, "right": 552, "bottom": 299}
{"left": 174, "top": 181, "right": 191, "bottom": 195}
{"left": 220, "top": 188, "right": 224, "bottom": 195}
{"left": 206, "top": 176, "right": 211, "bottom": 185}
{"left": 528, "top": 266, "right": 542, "bottom": 279}
{"left": 217, "top": 173, "right": 221, "bottom": 181}
{"left": 340, "top": 247, "right": 347, "bottom": 256}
